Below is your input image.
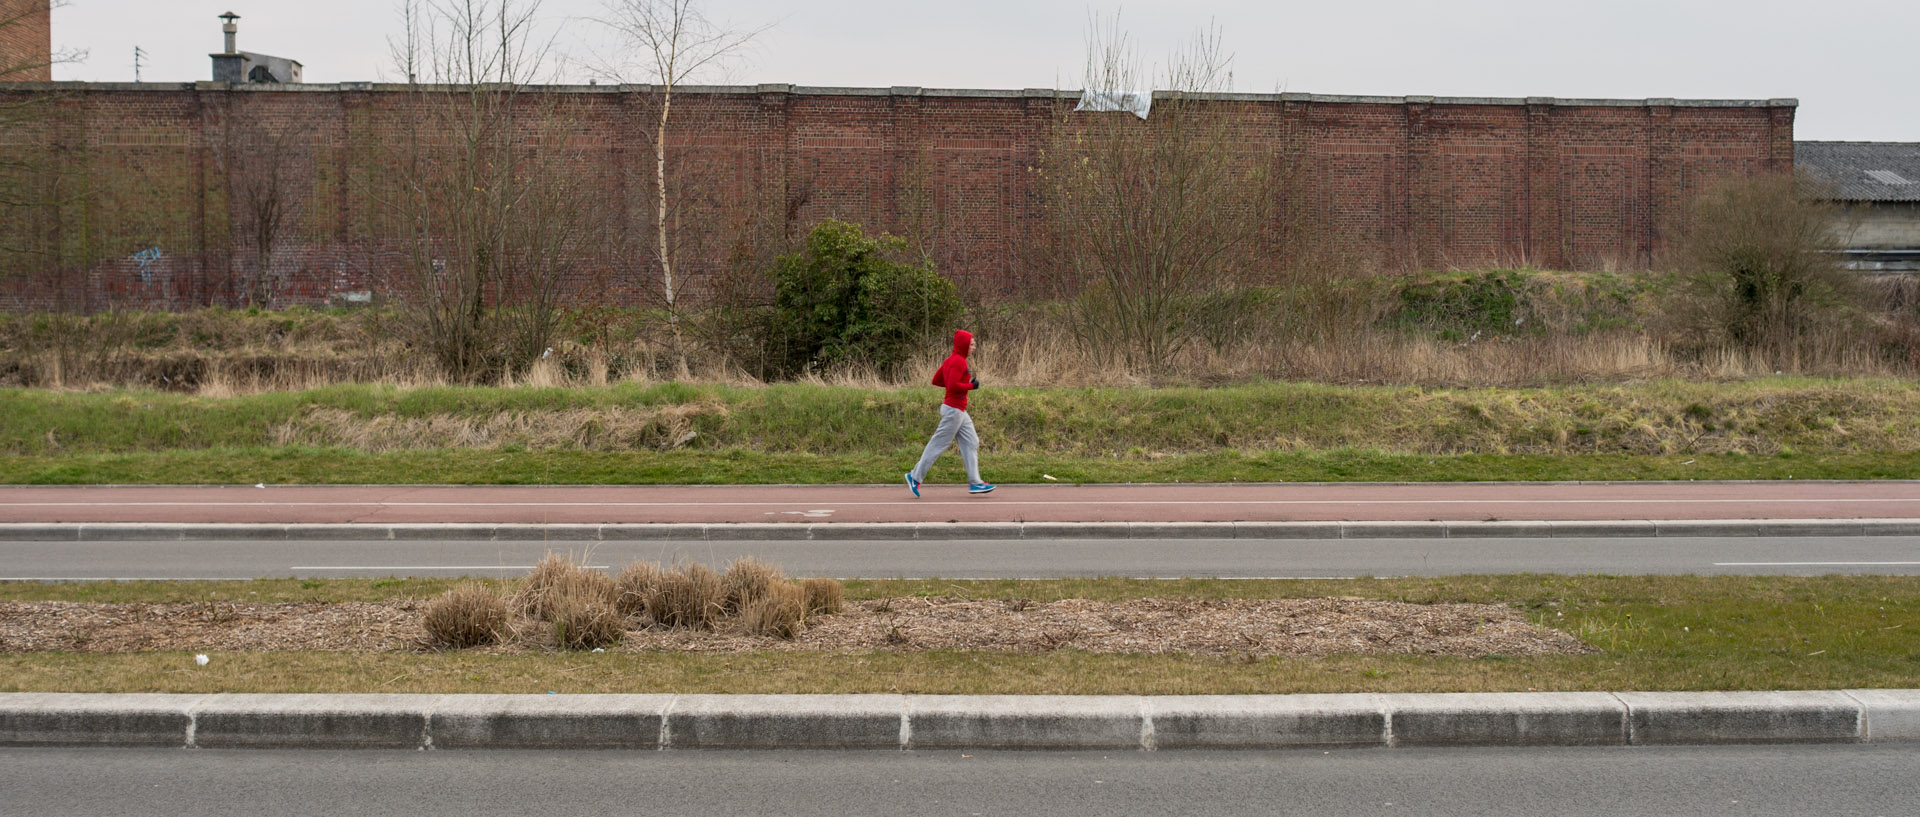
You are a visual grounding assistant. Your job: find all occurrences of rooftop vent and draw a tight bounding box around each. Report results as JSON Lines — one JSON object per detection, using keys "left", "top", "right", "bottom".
{"left": 210, "top": 11, "right": 304, "bottom": 84}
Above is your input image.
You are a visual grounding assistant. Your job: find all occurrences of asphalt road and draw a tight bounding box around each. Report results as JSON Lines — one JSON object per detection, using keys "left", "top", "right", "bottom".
{"left": 2, "top": 535, "right": 1917, "bottom": 579}
{"left": 7, "top": 482, "right": 1920, "bottom": 524}
{"left": 2, "top": 745, "right": 1913, "bottom": 817}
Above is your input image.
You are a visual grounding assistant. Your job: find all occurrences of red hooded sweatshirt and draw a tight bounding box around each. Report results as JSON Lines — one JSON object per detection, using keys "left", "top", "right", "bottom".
{"left": 931, "top": 329, "right": 977, "bottom": 411}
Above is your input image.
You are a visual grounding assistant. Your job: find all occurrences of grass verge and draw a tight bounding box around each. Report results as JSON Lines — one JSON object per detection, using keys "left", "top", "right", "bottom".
{"left": 8, "top": 378, "right": 1920, "bottom": 484}
{"left": 9, "top": 448, "right": 1920, "bottom": 485}
{"left": 3, "top": 575, "right": 1914, "bottom": 694}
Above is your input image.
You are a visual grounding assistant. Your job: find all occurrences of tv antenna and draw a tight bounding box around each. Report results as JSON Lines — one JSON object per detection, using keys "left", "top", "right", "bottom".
{"left": 133, "top": 46, "right": 147, "bottom": 82}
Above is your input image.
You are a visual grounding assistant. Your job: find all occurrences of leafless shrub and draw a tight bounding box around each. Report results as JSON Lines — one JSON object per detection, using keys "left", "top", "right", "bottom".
{"left": 513, "top": 552, "right": 616, "bottom": 620}
{"left": 209, "top": 117, "right": 311, "bottom": 309}
{"left": 614, "top": 560, "right": 667, "bottom": 618}
{"left": 650, "top": 561, "right": 723, "bottom": 630}
{"left": 547, "top": 587, "right": 625, "bottom": 650}
{"left": 738, "top": 580, "right": 806, "bottom": 639}
{"left": 1660, "top": 172, "right": 1867, "bottom": 360}
{"left": 422, "top": 582, "right": 508, "bottom": 647}
{"left": 800, "top": 577, "right": 844, "bottom": 617}
{"left": 1031, "top": 16, "right": 1299, "bottom": 372}
{"left": 380, "top": 0, "right": 595, "bottom": 383}
{"left": 721, "top": 556, "right": 784, "bottom": 615}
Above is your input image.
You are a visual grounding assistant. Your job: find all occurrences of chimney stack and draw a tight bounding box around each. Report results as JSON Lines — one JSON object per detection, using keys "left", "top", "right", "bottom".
{"left": 219, "top": 11, "right": 239, "bottom": 54}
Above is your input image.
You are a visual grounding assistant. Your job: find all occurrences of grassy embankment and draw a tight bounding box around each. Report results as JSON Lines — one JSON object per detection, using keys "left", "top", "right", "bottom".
{"left": 2, "top": 575, "right": 1914, "bottom": 694}
{"left": 5, "top": 378, "right": 1920, "bottom": 484}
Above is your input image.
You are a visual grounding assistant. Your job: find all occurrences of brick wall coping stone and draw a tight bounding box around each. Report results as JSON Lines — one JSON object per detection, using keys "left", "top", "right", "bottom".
{"left": 0, "top": 80, "right": 1797, "bottom": 108}
{"left": 0, "top": 691, "right": 1911, "bottom": 749}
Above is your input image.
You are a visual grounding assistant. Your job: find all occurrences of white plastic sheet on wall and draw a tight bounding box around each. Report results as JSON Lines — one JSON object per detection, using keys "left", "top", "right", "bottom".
{"left": 1074, "top": 90, "right": 1151, "bottom": 120}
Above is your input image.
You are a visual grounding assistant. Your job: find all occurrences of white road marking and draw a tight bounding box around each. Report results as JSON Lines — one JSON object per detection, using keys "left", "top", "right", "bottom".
{"left": 1712, "top": 561, "right": 1920, "bottom": 566}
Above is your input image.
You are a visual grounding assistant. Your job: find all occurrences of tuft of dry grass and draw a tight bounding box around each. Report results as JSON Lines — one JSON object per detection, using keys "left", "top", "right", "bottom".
{"left": 721, "top": 557, "right": 785, "bottom": 615}
{"left": 422, "top": 583, "right": 508, "bottom": 648}
{"left": 269, "top": 403, "right": 721, "bottom": 453}
{"left": 651, "top": 562, "right": 724, "bottom": 631}
{"left": 738, "top": 580, "right": 807, "bottom": 640}
{"left": 614, "top": 561, "right": 667, "bottom": 619}
{"left": 545, "top": 589, "right": 625, "bottom": 651}
{"left": 512, "top": 553, "right": 615, "bottom": 620}
{"left": 801, "top": 578, "right": 845, "bottom": 617}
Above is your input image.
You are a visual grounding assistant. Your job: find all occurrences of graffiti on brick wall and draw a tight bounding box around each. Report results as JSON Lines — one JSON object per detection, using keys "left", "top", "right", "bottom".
{"left": 132, "top": 246, "right": 163, "bottom": 282}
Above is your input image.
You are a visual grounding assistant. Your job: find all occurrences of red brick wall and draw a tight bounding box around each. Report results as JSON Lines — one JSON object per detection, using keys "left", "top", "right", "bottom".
{"left": 0, "top": 83, "right": 1795, "bottom": 311}
{"left": 0, "top": 0, "right": 50, "bottom": 82}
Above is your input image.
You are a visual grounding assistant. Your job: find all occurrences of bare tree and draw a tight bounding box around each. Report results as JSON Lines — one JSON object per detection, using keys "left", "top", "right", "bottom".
{"left": 1663, "top": 172, "right": 1865, "bottom": 357}
{"left": 597, "top": 0, "right": 763, "bottom": 372}
{"left": 0, "top": 0, "right": 84, "bottom": 81}
{"left": 211, "top": 117, "right": 309, "bottom": 308}
{"left": 1032, "top": 16, "right": 1296, "bottom": 372}
{"left": 0, "top": 0, "right": 89, "bottom": 292}
{"left": 379, "top": 0, "right": 593, "bottom": 381}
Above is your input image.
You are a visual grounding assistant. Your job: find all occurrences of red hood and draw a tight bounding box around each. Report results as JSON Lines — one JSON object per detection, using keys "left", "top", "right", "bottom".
{"left": 952, "top": 329, "right": 972, "bottom": 357}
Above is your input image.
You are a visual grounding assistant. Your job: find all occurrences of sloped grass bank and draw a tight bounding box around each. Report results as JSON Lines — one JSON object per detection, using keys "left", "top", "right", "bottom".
{"left": 2, "top": 576, "right": 1914, "bottom": 694}
{"left": 5, "top": 378, "right": 1920, "bottom": 484}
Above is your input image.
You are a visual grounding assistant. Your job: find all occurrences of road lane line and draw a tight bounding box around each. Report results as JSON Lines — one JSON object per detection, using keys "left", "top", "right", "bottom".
{"left": 1712, "top": 561, "right": 1920, "bottom": 566}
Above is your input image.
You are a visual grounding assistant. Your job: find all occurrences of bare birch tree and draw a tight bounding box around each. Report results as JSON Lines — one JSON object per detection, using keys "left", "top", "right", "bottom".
{"left": 596, "top": 0, "right": 762, "bottom": 372}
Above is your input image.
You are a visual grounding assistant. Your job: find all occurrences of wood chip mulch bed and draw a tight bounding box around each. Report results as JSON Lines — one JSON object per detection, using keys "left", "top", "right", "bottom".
{"left": 0, "top": 597, "right": 1597, "bottom": 657}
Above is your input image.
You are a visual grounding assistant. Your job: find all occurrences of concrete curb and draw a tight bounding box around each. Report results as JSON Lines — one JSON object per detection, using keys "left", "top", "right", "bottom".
{"left": 4, "top": 518, "right": 1919, "bottom": 542}
{"left": 3, "top": 691, "right": 1916, "bottom": 750}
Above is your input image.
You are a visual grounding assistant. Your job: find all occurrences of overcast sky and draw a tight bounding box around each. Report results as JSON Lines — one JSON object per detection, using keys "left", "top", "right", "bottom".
{"left": 48, "top": 0, "right": 1919, "bottom": 141}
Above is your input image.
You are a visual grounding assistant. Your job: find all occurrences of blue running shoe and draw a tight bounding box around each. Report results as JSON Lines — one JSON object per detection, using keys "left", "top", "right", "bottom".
{"left": 968, "top": 482, "right": 995, "bottom": 494}
{"left": 905, "top": 472, "right": 921, "bottom": 497}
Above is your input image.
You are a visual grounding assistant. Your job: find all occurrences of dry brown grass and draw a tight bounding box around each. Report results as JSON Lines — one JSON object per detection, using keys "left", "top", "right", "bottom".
{"left": 11, "top": 268, "right": 1920, "bottom": 392}
{"left": 545, "top": 589, "right": 625, "bottom": 651}
{"left": 801, "top": 578, "right": 845, "bottom": 617}
{"left": 270, "top": 403, "right": 722, "bottom": 452}
{"left": 651, "top": 562, "right": 724, "bottom": 631}
{"left": 614, "top": 561, "right": 667, "bottom": 619}
{"left": 738, "top": 581, "right": 807, "bottom": 640}
{"left": 422, "top": 583, "right": 509, "bottom": 648}
{"left": 721, "top": 557, "right": 785, "bottom": 615}
{"left": 512, "top": 553, "right": 616, "bottom": 620}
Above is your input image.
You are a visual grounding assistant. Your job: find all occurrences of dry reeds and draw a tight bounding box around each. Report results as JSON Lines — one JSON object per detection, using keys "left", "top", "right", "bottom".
{"left": 513, "top": 552, "right": 616, "bottom": 620}
{"left": 423, "top": 583, "right": 509, "bottom": 648}
{"left": 721, "top": 557, "right": 785, "bottom": 615}
{"left": 651, "top": 561, "right": 724, "bottom": 630}
{"left": 801, "top": 578, "right": 845, "bottom": 617}
{"left": 614, "top": 560, "right": 667, "bottom": 618}
{"left": 547, "top": 587, "right": 625, "bottom": 650}
{"left": 739, "top": 580, "right": 807, "bottom": 639}
{"left": 422, "top": 556, "right": 847, "bottom": 650}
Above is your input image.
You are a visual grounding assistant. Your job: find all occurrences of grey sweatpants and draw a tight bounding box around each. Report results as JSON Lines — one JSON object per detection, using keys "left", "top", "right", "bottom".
{"left": 909, "top": 404, "right": 981, "bottom": 485}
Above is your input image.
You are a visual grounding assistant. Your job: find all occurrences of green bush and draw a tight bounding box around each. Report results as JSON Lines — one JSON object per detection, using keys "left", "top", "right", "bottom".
{"left": 767, "top": 220, "right": 960, "bottom": 377}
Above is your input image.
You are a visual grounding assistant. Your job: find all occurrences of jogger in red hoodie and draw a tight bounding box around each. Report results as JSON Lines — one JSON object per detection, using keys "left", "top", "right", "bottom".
{"left": 905, "top": 329, "right": 993, "bottom": 496}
